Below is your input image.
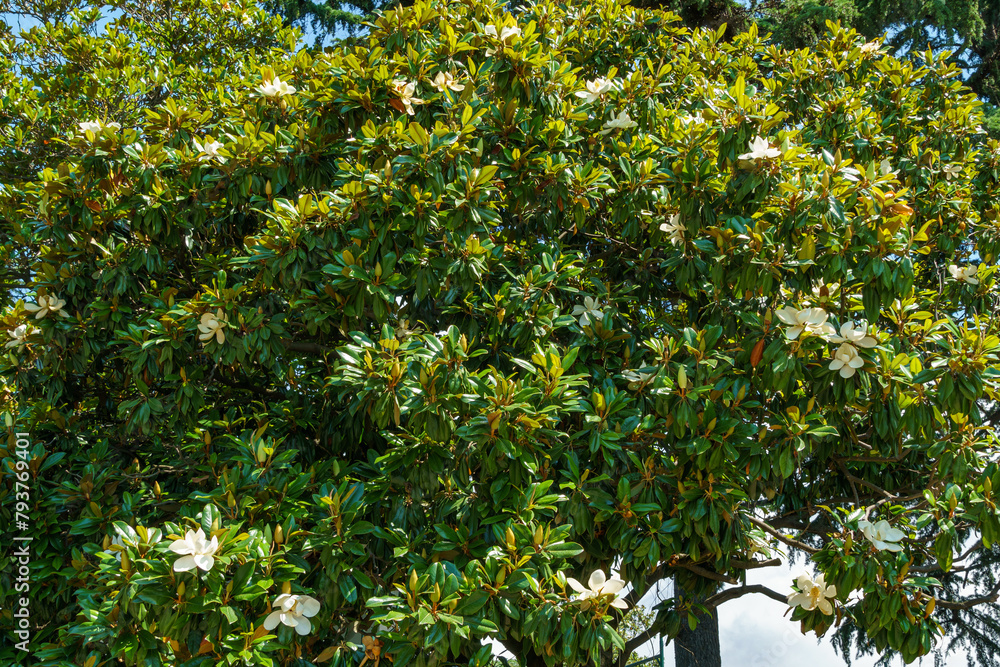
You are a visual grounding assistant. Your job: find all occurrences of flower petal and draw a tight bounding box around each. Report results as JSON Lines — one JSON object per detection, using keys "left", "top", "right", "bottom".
{"left": 169, "top": 540, "right": 194, "bottom": 555}
{"left": 804, "top": 308, "right": 827, "bottom": 325}
{"left": 263, "top": 610, "right": 283, "bottom": 630}
{"left": 173, "top": 555, "right": 197, "bottom": 571}
{"left": 299, "top": 596, "right": 321, "bottom": 617}
{"left": 601, "top": 578, "right": 626, "bottom": 595}
{"left": 883, "top": 527, "right": 906, "bottom": 542}
{"left": 784, "top": 326, "right": 803, "bottom": 340}
{"left": 775, "top": 307, "right": 799, "bottom": 325}
{"left": 294, "top": 615, "right": 312, "bottom": 635}
{"left": 587, "top": 569, "right": 607, "bottom": 592}
{"left": 193, "top": 553, "right": 215, "bottom": 571}
{"left": 787, "top": 592, "right": 810, "bottom": 608}
{"left": 566, "top": 577, "right": 586, "bottom": 594}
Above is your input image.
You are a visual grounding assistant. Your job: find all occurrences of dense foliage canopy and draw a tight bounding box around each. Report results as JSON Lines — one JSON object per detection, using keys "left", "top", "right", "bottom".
{"left": 3, "top": 1, "right": 1000, "bottom": 666}
{"left": 264, "top": 0, "right": 1000, "bottom": 134}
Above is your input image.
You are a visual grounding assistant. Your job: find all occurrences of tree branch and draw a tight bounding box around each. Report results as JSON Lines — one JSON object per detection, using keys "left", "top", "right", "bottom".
{"left": 730, "top": 557, "right": 782, "bottom": 570}
{"left": 934, "top": 579, "right": 1000, "bottom": 610}
{"left": 745, "top": 515, "right": 818, "bottom": 554}
{"left": 705, "top": 584, "right": 788, "bottom": 608}
{"left": 910, "top": 539, "right": 983, "bottom": 573}
{"left": 834, "top": 458, "right": 894, "bottom": 500}
{"left": 677, "top": 561, "right": 738, "bottom": 585}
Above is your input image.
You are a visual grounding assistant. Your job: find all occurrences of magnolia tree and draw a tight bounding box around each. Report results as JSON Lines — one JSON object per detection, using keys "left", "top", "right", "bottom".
{"left": 3, "top": 1, "right": 1000, "bottom": 666}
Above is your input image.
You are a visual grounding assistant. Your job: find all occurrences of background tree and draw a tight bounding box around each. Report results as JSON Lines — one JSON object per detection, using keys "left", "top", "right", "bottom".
{"left": 635, "top": 0, "right": 1000, "bottom": 136}
{"left": 260, "top": 0, "right": 384, "bottom": 40}
{"left": 2, "top": 3, "right": 1000, "bottom": 667}
{"left": 262, "top": 0, "right": 1000, "bottom": 134}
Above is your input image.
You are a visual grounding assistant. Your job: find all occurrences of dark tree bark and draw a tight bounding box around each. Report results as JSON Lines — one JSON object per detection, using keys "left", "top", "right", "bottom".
{"left": 673, "top": 577, "right": 721, "bottom": 667}
{"left": 674, "top": 609, "right": 720, "bottom": 667}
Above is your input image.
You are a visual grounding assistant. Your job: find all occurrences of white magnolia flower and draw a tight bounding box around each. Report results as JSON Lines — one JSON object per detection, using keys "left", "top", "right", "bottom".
{"left": 659, "top": 214, "right": 685, "bottom": 246}
{"left": 499, "top": 25, "right": 520, "bottom": 41}
{"left": 948, "top": 264, "right": 979, "bottom": 285}
{"left": 6, "top": 324, "right": 38, "bottom": 350}
{"left": 859, "top": 40, "right": 880, "bottom": 54}
{"left": 168, "top": 527, "right": 220, "bottom": 572}
{"left": 879, "top": 159, "right": 893, "bottom": 176}
{"left": 484, "top": 23, "right": 520, "bottom": 41}
{"left": 828, "top": 321, "right": 877, "bottom": 348}
{"left": 857, "top": 519, "right": 905, "bottom": 552}
{"left": 600, "top": 110, "right": 638, "bottom": 135}
{"left": 808, "top": 282, "right": 840, "bottom": 305}
{"left": 566, "top": 569, "right": 628, "bottom": 610}
{"left": 24, "top": 295, "right": 70, "bottom": 320}
{"left": 941, "top": 163, "right": 962, "bottom": 181}
{"left": 787, "top": 572, "right": 836, "bottom": 615}
{"left": 78, "top": 119, "right": 121, "bottom": 135}
{"left": 678, "top": 112, "right": 705, "bottom": 126}
{"left": 575, "top": 78, "right": 613, "bottom": 104}
{"left": 390, "top": 80, "right": 425, "bottom": 116}
{"left": 198, "top": 309, "right": 228, "bottom": 344}
{"left": 263, "top": 593, "right": 322, "bottom": 635}
{"left": 193, "top": 138, "right": 224, "bottom": 161}
{"left": 484, "top": 24, "right": 520, "bottom": 56}
{"left": 257, "top": 75, "right": 296, "bottom": 98}
{"left": 774, "top": 306, "right": 834, "bottom": 340}
{"left": 572, "top": 296, "right": 603, "bottom": 327}
{"left": 432, "top": 71, "right": 465, "bottom": 94}
{"left": 738, "top": 136, "right": 781, "bottom": 161}
{"left": 829, "top": 342, "right": 864, "bottom": 378}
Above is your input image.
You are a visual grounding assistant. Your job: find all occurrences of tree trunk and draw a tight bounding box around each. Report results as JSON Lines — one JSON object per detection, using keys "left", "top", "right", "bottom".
{"left": 673, "top": 583, "right": 721, "bottom": 667}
